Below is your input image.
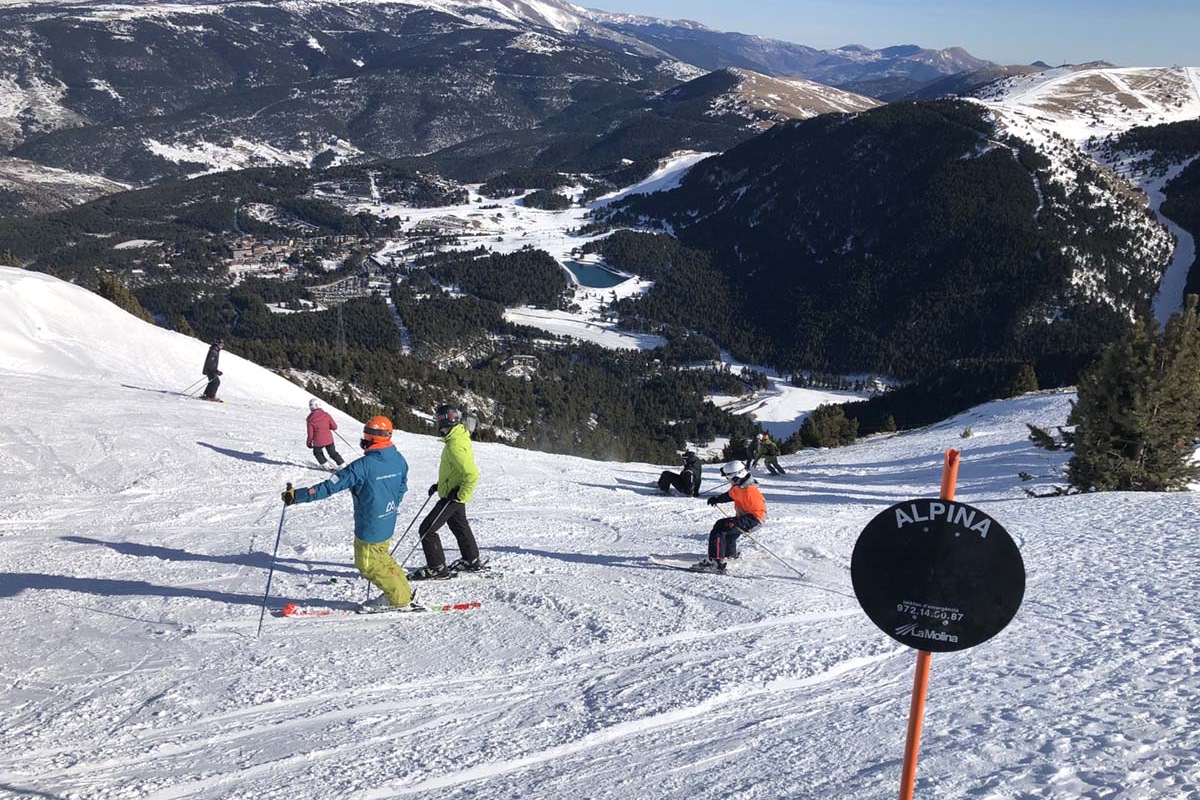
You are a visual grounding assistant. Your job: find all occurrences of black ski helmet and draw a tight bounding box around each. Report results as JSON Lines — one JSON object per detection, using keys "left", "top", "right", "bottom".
{"left": 435, "top": 405, "right": 462, "bottom": 431}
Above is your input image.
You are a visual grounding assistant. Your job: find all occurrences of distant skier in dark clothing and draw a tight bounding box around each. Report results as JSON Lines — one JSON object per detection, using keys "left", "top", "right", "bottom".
{"left": 408, "top": 405, "right": 484, "bottom": 581}
{"left": 693, "top": 460, "right": 766, "bottom": 573}
{"left": 658, "top": 451, "right": 704, "bottom": 497}
{"left": 759, "top": 433, "right": 786, "bottom": 475}
{"left": 306, "top": 399, "right": 344, "bottom": 469}
{"left": 747, "top": 434, "right": 762, "bottom": 468}
{"left": 201, "top": 340, "right": 223, "bottom": 401}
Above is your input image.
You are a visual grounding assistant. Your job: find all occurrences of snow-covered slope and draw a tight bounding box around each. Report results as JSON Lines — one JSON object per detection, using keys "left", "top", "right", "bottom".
{"left": 664, "top": 67, "right": 880, "bottom": 129}
{"left": 2, "top": 265, "right": 1199, "bottom": 798}
{"left": 976, "top": 66, "right": 1200, "bottom": 143}
{"left": 975, "top": 66, "right": 1200, "bottom": 321}
{"left": 0, "top": 155, "right": 128, "bottom": 216}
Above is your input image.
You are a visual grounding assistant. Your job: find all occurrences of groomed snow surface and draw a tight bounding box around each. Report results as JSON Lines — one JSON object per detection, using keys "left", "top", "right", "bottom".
{"left": 2, "top": 265, "right": 1199, "bottom": 798}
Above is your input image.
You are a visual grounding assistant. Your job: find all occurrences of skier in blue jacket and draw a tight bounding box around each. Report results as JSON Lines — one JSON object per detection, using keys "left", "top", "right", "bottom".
{"left": 282, "top": 415, "right": 413, "bottom": 612}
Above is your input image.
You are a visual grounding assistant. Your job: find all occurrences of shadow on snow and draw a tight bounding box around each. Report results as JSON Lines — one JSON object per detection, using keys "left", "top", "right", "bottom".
{"left": 60, "top": 535, "right": 356, "bottom": 579}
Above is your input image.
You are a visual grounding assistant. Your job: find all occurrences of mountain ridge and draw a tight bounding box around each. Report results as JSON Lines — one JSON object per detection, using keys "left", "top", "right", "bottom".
{"left": 0, "top": 0, "right": 995, "bottom": 202}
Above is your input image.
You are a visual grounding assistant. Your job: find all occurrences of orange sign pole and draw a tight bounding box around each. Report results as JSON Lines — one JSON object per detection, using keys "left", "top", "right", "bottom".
{"left": 898, "top": 449, "right": 960, "bottom": 800}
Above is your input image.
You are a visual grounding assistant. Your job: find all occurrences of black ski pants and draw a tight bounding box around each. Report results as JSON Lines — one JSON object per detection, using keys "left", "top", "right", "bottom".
{"left": 657, "top": 470, "right": 696, "bottom": 496}
{"left": 312, "top": 445, "right": 343, "bottom": 466}
{"left": 419, "top": 498, "right": 479, "bottom": 569}
{"left": 202, "top": 374, "right": 220, "bottom": 399}
{"left": 707, "top": 514, "right": 761, "bottom": 560}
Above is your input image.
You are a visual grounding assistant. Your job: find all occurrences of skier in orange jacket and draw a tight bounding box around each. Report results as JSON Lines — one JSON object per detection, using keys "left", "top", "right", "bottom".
{"left": 693, "top": 460, "right": 765, "bottom": 573}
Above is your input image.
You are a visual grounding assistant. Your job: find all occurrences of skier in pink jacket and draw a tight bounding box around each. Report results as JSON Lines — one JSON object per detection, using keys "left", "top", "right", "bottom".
{"left": 306, "top": 399, "right": 344, "bottom": 469}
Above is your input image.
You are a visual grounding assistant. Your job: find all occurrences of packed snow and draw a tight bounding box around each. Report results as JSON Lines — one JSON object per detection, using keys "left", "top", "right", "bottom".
{"left": 3, "top": 266, "right": 1199, "bottom": 798}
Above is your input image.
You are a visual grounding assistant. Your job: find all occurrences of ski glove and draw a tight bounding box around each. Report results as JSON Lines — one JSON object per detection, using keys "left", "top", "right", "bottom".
{"left": 706, "top": 496, "right": 720, "bottom": 506}
{"left": 428, "top": 483, "right": 438, "bottom": 496}
{"left": 281, "top": 486, "right": 296, "bottom": 506}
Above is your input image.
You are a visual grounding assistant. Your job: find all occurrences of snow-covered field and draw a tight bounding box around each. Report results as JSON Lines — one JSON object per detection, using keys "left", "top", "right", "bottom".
{"left": 4, "top": 267, "right": 1200, "bottom": 798}
{"left": 707, "top": 358, "right": 871, "bottom": 440}
{"left": 355, "top": 153, "right": 712, "bottom": 271}
{"left": 503, "top": 304, "right": 666, "bottom": 350}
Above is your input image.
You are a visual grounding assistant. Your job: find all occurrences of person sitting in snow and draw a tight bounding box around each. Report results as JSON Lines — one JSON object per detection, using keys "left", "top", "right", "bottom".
{"left": 282, "top": 415, "right": 415, "bottom": 612}
{"left": 657, "top": 451, "right": 704, "bottom": 497}
{"left": 305, "top": 399, "right": 344, "bottom": 470}
{"left": 693, "top": 460, "right": 766, "bottom": 573}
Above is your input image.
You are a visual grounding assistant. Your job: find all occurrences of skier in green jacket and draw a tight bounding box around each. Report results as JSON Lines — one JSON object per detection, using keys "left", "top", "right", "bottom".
{"left": 759, "top": 432, "right": 786, "bottom": 475}
{"left": 408, "top": 405, "right": 484, "bottom": 580}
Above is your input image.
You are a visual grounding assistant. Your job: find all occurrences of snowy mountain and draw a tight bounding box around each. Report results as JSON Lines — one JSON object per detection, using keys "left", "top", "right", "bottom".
{"left": 598, "top": 99, "right": 1175, "bottom": 379}
{"left": 659, "top": 67, "right": 881, "bottom": 129}
{"left": 975, "top": 65, "right": 1200, "bottom": 144}
{"left": 0, "top": 0, "right": 693, "bottom": 187}
{"left": 974, "top": 66, "right": 1200, "bottom": 319}
{"left": 0, "top": 155, "right": 128, "bottom": 216}
{"left": 903, "top": 64, "right": 1044, "bottom": 100}
{"left": 0, "top": 0, "right": 995, "bottom": 206}
{"left": 3, "top": 265, "right": 1200, "bottom": 798}
{"left": 580, "top": 11, "right": 994, "bottom": 99}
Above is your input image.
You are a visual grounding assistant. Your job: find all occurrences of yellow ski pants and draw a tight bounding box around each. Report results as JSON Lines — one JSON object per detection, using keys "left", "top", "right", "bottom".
{"left": 354, "top": 538, "right": 412, "bottom": 607}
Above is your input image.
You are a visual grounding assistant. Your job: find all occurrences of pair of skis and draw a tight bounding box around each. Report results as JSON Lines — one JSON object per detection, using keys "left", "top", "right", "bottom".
{"left": 281, "top": 561, "right": 503, "bottom": 620}
{"left": 647, "top": 552, "right": 793, "bottom": 579}
{"left": 281, "top": 600, "right": 480, "bottom": 618}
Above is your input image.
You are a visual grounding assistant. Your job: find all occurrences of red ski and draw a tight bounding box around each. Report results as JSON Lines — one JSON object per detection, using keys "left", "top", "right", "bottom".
{"left": 280, "top": 601, "right": 480, "bottom": 618}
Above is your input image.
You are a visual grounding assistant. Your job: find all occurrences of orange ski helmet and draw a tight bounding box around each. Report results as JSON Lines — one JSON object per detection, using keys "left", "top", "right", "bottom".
{"left": 361, "top": 415, "right": 394, "bottom": 449}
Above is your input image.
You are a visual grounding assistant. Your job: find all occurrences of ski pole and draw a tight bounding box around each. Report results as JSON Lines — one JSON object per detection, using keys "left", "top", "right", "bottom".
{"left": 394, "top": 491, "right": 454, "bottom": 570}
{"left": 256, "top": 487, "right": 290, "bottom": 637}
{"left": 335, "top": 429, "right": 357, "bottom": 451}
{"left": 713, "top": 503, "right": 806, "bottom": 581}
{"left": 389, "top": 493, "right": 434, "bottom": 557}
{"left": 180, "top": 377, "right": 206, "bottom": 396}
{"left": 362, "top": 494, "right": 436, "bottom": 603}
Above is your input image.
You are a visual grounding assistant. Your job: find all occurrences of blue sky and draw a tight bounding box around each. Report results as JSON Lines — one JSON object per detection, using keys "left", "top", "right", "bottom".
{"left": 587, "top": 0, "right": 1199, "bottom": 67}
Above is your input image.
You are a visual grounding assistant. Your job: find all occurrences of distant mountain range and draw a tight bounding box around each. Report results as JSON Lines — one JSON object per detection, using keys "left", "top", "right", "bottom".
{"left": 583, "top": 9, "right": 994, "bottom": 99}
{"left": 0, "top": 0, "right": 989, "bottom": 214}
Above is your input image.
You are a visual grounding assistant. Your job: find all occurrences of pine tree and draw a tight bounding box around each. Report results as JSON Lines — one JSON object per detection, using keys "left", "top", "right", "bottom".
{"left": 171, "top": 314, "right": 196, "bottom": 337}
{"left": 1026, "top": 423, "right": 1062, "bottom": 451}
{"left": 95, "top": 272, "right": 155, "bottom": 324}
{"left": 1008, "top": 363, "right": 1040, "bottom": 396}
{"left": 1068, "top": 296, "right": 1200, "bottom": 491}
{"left": 800, "top": 404, "right": 859, "bottom": 447}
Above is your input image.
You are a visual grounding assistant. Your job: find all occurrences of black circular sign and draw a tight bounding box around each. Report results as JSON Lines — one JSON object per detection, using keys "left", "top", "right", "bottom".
{"left": 851, "top": 498, "right": 1025, "bottom": 653}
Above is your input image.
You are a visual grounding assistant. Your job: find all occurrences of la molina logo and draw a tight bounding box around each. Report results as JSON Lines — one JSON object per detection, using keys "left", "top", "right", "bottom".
{"left": 894, "top": 622, "right": 960, "bottom": 644}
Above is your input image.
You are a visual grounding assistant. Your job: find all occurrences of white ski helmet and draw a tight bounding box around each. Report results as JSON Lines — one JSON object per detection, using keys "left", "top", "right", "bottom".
{"left": 308, "top": 399, "right": 321, "bottom": 411}
{"left": 721, "top": 460, "right": 749, "bottom": 482}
